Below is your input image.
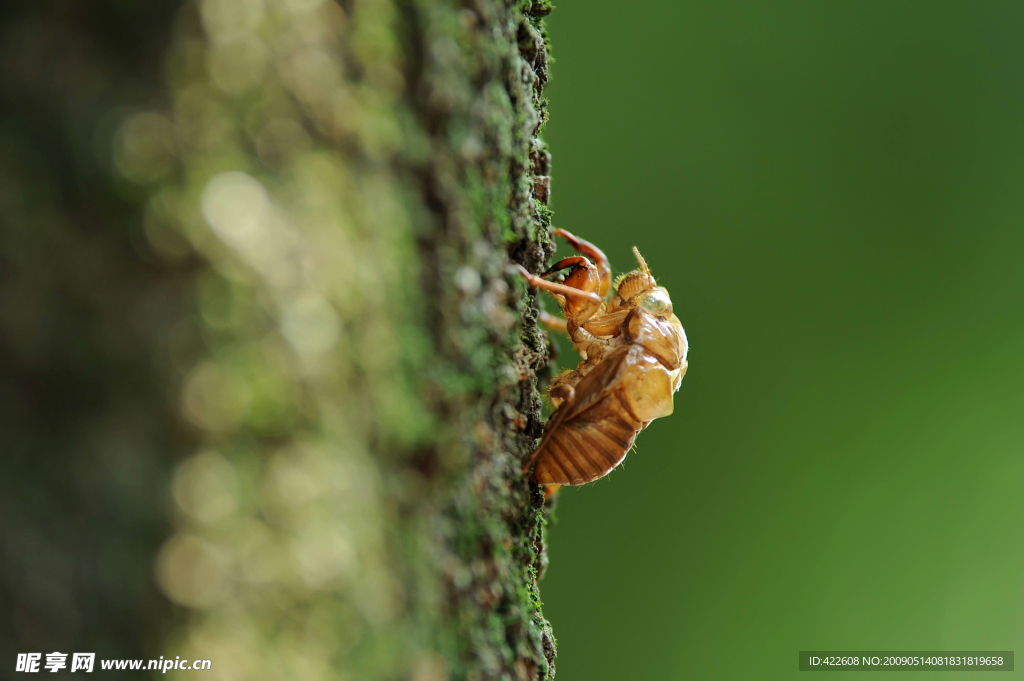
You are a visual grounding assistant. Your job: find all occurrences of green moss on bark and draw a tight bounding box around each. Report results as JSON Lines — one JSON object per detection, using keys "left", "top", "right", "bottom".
{"left": 1, "top": 0, "right": 558, "bottom": 678}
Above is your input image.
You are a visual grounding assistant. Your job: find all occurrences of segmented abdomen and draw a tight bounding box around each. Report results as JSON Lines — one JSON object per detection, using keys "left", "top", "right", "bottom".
{"left": 531, "top": 390, "right": 643, "bottom": 485}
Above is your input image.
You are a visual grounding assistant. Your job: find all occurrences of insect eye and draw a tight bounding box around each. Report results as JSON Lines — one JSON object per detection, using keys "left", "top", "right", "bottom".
{"left": 639, "top": 290, "right": 672, "bottom": 316}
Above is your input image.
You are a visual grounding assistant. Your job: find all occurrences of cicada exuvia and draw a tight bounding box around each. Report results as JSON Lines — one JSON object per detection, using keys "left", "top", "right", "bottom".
{"left": 517, "top": 229, "right": 688, "bottom": 490}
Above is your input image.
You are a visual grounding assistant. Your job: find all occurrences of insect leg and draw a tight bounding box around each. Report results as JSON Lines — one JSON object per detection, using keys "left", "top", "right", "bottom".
{"left": 543, "top": 256, "right": 592, "bottom": 277}
{"left": 515, "top": 264, "right": 604, "bottom": 323}
{"left": 555, "top": 228, "right": 612, "bottom": 298}
{"left": 581, "top": 310, "right": 630, "bottom": 336}
{"left": 548, "top": 383, "right": 575, "bottom": 405}
{"left": 539, "top": 311, "right": 568, "bottom": 334}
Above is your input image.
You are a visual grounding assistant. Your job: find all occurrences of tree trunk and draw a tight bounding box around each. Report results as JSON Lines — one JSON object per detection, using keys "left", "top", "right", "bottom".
{"left": 1, "top": 0, "right": 557, "bottom": 678}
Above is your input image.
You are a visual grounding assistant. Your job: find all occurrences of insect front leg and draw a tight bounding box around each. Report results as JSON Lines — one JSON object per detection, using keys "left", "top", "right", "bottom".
{"left": 515, "top": 264, "right": 604, "bottom": 326}
{"left": 581, "top": 310, "right": 630, "bottom": 337}
{"left": 555, "top": 228, "right": 612, "bottom": 298}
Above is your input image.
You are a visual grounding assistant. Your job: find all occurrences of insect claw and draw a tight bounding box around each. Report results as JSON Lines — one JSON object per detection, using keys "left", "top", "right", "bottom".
{"left": 543, "top": 256, "right": 591, "bottom": 278}
{"left": 555, "top": 228, "right": 612, "bottom": 298}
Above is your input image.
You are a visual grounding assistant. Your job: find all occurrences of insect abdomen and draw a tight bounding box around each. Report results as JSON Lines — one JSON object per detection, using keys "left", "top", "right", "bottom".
{"left": 532, "top": 392, "right": 643, "bottom": 485}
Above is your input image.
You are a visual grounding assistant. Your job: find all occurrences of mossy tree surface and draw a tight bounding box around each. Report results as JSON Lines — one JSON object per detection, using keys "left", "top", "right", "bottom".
{"left": 1, "top": 0, "right": 559, "bottom": 679}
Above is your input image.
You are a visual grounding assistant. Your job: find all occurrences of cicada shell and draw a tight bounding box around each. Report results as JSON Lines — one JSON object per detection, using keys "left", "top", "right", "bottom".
{"left": 518, "top": 230, "right": 688, "bottom": 486}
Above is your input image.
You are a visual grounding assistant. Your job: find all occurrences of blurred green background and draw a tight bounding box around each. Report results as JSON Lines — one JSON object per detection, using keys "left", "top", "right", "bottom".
{"left": 541, "top": 1, "right": 1024, "bottom": 679}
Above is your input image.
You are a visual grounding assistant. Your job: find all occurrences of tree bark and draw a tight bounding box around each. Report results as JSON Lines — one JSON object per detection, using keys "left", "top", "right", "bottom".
{"left": 1, "top": 0, "right": 557, "bottom": 678}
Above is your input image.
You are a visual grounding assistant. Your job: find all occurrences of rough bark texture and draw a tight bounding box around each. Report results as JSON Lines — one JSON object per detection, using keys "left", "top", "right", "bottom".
{"left": 1, "top": 0, "right": 558, "bottom": 679}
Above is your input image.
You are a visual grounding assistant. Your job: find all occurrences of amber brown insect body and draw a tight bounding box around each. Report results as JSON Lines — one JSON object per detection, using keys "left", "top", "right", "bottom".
{"left": 516, "top": 229, "right": 688, "bottom": 487}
